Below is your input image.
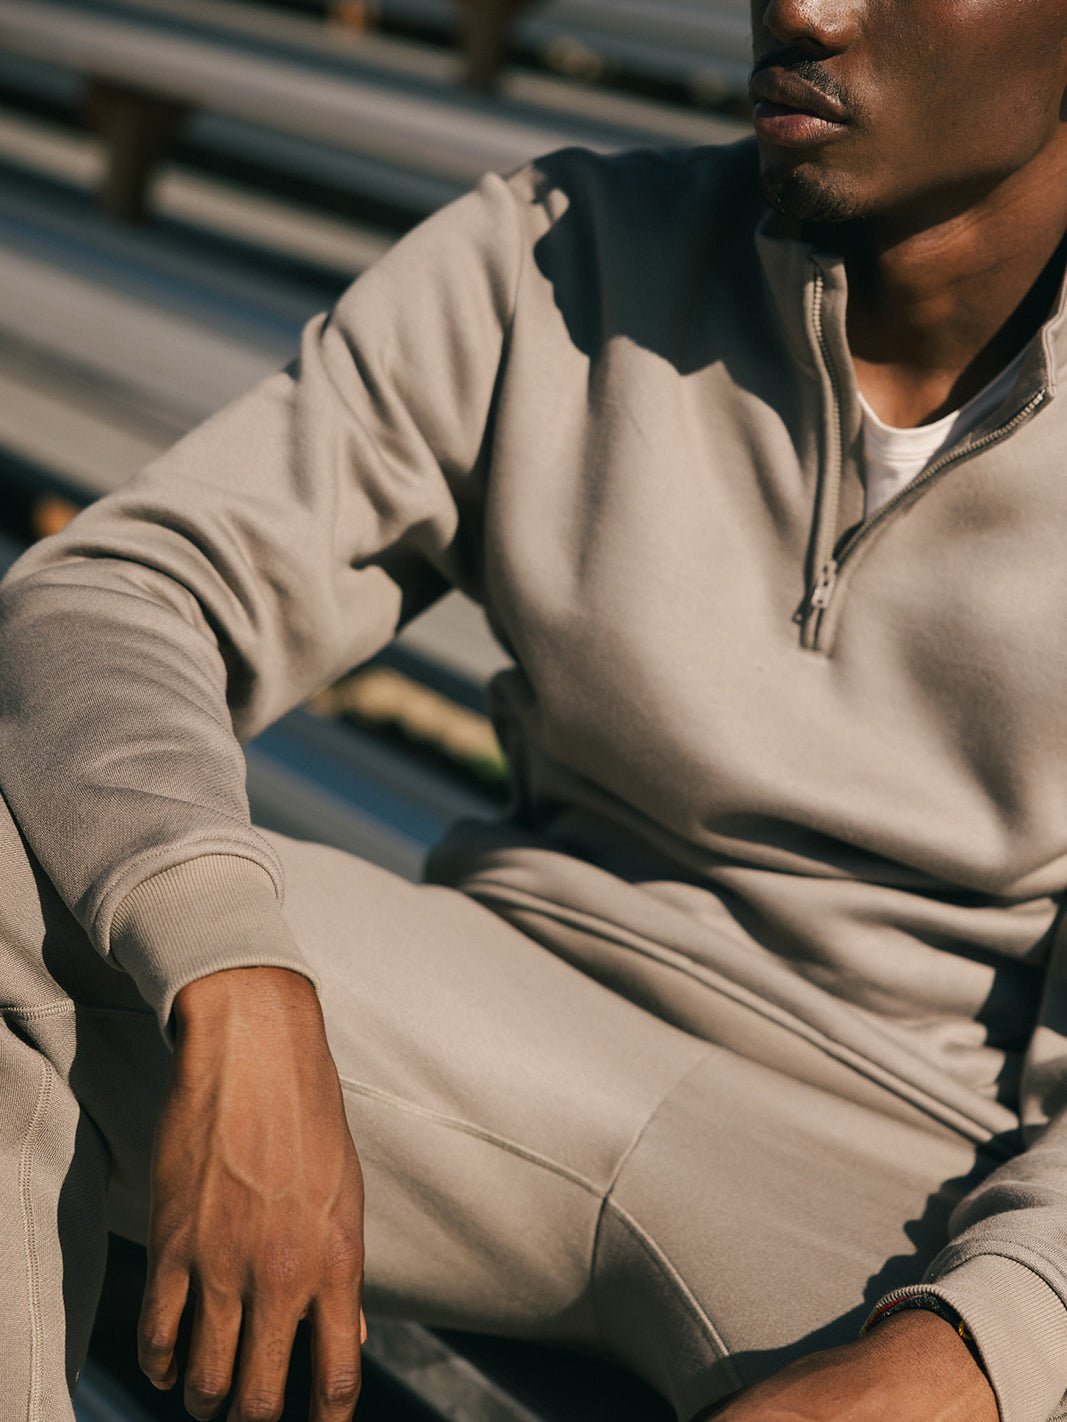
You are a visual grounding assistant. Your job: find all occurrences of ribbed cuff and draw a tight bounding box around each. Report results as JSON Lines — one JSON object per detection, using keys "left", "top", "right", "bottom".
{"left": 870, "top": 1254, "right": 1067, "bottom": 1422}
{"left": 109, "top": 854, "right": 319, "bottom": 1039}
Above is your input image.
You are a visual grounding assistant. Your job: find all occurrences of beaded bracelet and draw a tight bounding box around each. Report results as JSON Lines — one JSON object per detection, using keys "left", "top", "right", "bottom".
{"left": 860, "top": 1292, "right": 985, "bottom": 1374}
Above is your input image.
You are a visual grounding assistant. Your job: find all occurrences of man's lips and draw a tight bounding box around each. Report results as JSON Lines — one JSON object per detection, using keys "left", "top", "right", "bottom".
{"left": 749, "top": 70, "right": 849, "bottom": 146}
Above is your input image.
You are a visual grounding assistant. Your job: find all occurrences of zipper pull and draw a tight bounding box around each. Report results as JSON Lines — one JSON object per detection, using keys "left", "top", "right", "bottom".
{"left": 809, "top": 559, "right": 839, "bottom": 613}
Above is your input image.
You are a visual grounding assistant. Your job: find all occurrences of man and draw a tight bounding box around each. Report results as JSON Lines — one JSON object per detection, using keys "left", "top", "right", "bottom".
{"left": 2, "top": 0, "right": 1066, "bottom": 1418}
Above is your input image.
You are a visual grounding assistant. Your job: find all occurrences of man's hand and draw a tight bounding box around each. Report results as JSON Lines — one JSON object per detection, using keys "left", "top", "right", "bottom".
{"left": 137, "top": 967, "right": 366, "bottom": 1422}
{"left": 702, "top": 1309, "right": 998, "bottom": 1422}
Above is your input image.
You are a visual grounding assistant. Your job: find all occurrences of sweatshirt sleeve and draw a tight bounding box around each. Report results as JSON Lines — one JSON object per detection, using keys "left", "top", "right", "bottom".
{"left": 866, "top": 917, "right": 1067, "bottom": 1422}
{"left": 0, "top": 169, "right": 523, "bottom": 1035}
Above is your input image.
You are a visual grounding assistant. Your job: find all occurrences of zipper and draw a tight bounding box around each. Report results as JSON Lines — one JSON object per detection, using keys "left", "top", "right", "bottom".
{"left": 801, "top": 265, "right": 845, "bottom": 650}
{"left": 809, "top": 558, "right": 838, "bottom": 612}
{"left": 799, "top": 263, "right": 1049, "bottom": 650}
{"left": 834, "top": 388, "right": 1046, "bottom": 566}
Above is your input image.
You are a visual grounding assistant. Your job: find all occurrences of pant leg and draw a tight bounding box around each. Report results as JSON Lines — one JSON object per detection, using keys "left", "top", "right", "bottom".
{"left": 0, "top": 798, "right": 709, "bottom": 1418}
{"left": 253, "top": 827, "right": 712, "bottom": 1346}
{"left": 241, "top": 830, "right": 998, "bottom": 1420}
{"left": 595, "top": 1049, "right": 996, "bottom": 1422}
{"left": 0, "top": 791, "right": 167, "bottom": 1422}
{"left": 0, "top": 795, "right": 995, "bottom": 1422}
{"left": 471, "top": 891, "right": 1004, "bottom": 1418}
{"left": 0, "top": 1015, "right": 110, "bottom": 1422}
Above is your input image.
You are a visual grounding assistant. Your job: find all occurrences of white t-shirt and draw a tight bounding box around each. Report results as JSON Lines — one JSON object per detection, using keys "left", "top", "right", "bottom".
{"left": 859, "top": 347, "right": 1029, "bottom": 518}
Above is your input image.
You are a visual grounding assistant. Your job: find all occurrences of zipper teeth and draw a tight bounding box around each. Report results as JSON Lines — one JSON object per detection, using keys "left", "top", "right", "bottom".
{"left": 811, "top": 266, "right": 843, "bottom": 555}
{"left": 836, "top": 388, "right": 1048, "bottom": 567}
{"left": 803, "top": 265, "right": 846, "bottom": 648}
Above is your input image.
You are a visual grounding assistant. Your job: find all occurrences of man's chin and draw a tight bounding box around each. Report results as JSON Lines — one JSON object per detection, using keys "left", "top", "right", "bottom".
{"left": 758, "top": 163, "right": 864, "bottom": 224}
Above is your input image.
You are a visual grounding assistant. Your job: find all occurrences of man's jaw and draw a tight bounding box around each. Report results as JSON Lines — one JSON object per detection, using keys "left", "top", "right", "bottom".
{"left": 748, "top": 52, "right": 867, "bottom": 222}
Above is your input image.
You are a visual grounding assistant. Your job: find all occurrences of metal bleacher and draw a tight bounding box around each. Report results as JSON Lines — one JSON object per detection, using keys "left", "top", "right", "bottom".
{"left": 375, "top": 0, "right": 753, "bottom": 100}
{"left": 0, "top": 0, "right": 743, "bottom": 217}
{"left": 0, "top": 3, "right": 749, "bottom": 1417}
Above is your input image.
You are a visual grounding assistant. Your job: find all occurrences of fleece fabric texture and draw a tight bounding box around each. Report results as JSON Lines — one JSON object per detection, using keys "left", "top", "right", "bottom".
{"left": 2, "top": 138, "right": 1067, "bottom": 1420}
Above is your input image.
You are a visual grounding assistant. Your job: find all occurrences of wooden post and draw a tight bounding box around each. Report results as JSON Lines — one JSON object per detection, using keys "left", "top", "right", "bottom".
{"left": 84, "top": 79, "right": 190, "bottom": 223}
{"left": 328, "top": 1, "right": 380, "bottom": 35}
{"left": 455, "top": 0, "right": 532, "bottom": 92}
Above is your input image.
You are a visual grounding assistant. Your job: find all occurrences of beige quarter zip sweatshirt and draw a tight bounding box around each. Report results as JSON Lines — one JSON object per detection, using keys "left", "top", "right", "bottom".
{"left": 2, "top": 139, "right": 1067, "bottom": 1421}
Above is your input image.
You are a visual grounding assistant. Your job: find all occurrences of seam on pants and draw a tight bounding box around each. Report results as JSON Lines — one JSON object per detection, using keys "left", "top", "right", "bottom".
{"left": 18, "top": 1058, "right": 52, "bottom": 1422}
{"left": 601, "top": 1197, "right": 742, "bottom": 1394}
{"left": 588, "top": 1048, "right": 716, "bottom": 1326}
{"left": 587, "top": 1049, "right": 738, "bottom": 1384}
{"left": 600, "top": 1050, "right": 715, "bottom": 1205}
{"left": 337, "top": 1075, "right": 602, "bottom": 1197}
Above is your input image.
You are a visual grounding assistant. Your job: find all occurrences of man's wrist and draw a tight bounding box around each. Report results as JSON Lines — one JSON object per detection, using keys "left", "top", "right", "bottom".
{"left": 860, "top": 1307, "right": 998, "bottom": 1417}
{"left": 109, "top": 855, "right": 314, "bottom": 1033}
{"left": 861, "top": 1289, "right": 984, "bottom": 1370}
{"left": 172, "top": 965, "right": 322, "bottom": 1040}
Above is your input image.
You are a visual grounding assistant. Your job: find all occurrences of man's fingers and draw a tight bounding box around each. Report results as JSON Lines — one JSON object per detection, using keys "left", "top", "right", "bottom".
{"left": 310, "top": 1296, "right": 363, "bottom": 1422}
{"left": 184, "top": 1287, "right": 243, "bottom": 1420}
{"left": 227, "top": 1305, "right": 298, "bottom": 1422}
{"left": 137, "top": 1258, "right": 189, "bottom": 1389}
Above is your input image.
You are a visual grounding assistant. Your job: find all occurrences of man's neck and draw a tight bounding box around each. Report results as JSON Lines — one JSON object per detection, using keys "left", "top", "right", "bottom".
{"left": 837, "top": 146, "right": 1067, "bottom": 428}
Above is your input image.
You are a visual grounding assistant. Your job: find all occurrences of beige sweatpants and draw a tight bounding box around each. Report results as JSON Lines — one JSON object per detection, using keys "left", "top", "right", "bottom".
{"left": 0, "top": 790, "right": 998, "bottom": 1422}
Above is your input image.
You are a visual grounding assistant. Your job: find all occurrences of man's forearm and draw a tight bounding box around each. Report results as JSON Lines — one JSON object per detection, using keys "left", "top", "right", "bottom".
{"left": 701, "top": 1309, "right": 997, "bottom": 1422}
